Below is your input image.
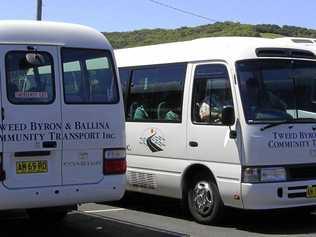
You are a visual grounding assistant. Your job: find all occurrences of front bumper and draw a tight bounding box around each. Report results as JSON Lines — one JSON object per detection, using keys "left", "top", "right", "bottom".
{"left": 242, "top": 180, "right": 316, "bottom": 210}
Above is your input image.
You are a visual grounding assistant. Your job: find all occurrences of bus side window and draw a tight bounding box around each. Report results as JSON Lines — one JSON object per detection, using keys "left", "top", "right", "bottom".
{"left": 63, "top": 60, "right": 83, "bottom": 103}
{"left": 62, "top": 48, "right": 119, "bottom": 104}
{"left": 6, "top": 51, "right": 55, "bottom": 104}
{"left": 126, "top": 64, "right": 186, "bottom": 122}
{"left": 192, "top": 64, "right": 233, "bottom": 125}
{"left": 128, "top": 69, "right": 151, "bottom": 121}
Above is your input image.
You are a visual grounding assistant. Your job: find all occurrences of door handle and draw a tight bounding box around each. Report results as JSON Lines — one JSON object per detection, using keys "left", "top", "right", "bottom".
{"left": 189, "top": 141, "right": 198, "bottom": 147}
{"left": 43, "top": 141, "right": 57, "bottom": 148}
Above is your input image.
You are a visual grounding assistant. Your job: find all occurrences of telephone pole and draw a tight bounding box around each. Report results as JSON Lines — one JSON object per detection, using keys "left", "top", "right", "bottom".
{"left": 37, "top": 0, "right": 42, "bottom": 21}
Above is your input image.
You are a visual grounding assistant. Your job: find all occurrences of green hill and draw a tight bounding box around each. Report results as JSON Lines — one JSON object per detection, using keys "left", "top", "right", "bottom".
{"left": 103, "top": 22, "right": 316, "bottom": 49}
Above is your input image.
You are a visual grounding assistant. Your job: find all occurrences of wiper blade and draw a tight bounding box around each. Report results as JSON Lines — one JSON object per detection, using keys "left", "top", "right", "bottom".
{"left": 260, "top": 118, "right": 316, "bottom": 131}
{"left": 291, "top": 118, "right": 316, "bottom": 122}
{"left": 260, "top": 120, "right": 292, "bottom": 131}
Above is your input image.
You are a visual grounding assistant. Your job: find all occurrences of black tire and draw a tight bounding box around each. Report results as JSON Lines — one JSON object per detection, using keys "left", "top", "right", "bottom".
{"left": 186, "top": 173, "right": 224, "bottom": 225}
{"left": 27, "top": 207, "right": 68, "bottom": 223}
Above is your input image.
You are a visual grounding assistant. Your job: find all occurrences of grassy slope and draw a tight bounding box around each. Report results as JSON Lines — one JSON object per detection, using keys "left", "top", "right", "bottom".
{"left": 103, "top": 22, "right": 316, "bottom": 49}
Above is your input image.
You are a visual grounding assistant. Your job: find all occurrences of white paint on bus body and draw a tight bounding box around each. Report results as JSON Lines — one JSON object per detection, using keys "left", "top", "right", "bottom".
{"left": 0, "top": 21, "right": 126, "bottom": 212}
{"left": 115, "top": 37, "right": 316, "bottom": 219}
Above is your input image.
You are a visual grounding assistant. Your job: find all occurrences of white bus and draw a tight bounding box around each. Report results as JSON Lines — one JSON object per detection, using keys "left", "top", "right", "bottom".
{"left": 0, "top": 21, "right": 126, "bottom": 221}
{"left": 115, "top": 37, "right": 316, "bottom": 224}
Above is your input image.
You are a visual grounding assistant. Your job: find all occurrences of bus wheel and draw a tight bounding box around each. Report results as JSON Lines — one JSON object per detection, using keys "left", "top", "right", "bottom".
{"left": 187, "top": 173, "right": 224, "bottom": 224}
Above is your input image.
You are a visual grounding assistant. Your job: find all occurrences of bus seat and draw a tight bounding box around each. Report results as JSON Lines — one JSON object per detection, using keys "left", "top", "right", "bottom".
{"left": 157, "top": 101, "right": 168, "bottom": 120}
{"left": 128, "top": 102, "right": 139, "bottom": 120}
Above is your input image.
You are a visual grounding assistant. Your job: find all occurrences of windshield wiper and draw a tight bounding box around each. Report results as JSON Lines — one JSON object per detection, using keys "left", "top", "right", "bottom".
{"left": 260, "top": 118, "right": 316, "bottom": 131}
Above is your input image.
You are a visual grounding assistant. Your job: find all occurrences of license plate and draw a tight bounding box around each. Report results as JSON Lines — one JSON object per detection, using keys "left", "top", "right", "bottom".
{"left": 306, "top": 186, "right": 316, "bottom": 198}
{"left": 16, "top": 161, "right": 48, "bottom": 174}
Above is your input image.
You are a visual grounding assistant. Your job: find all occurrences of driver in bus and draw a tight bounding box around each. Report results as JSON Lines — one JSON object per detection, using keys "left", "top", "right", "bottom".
{"left": 245, "top": 77, "right": 289, "bottom": 119}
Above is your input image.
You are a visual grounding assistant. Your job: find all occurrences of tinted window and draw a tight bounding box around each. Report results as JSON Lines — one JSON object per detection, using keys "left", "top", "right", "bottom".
{"left": 192, "top": 64, "right": 233, "bottom": 125}
{"left": 293, "top": 60, "right": 316, "bottom": 117}
{"left": 6, "top": 51, "right": 55, "bottom": 104}
{"left": 127, "top": 64, "right": 186, "bottom": 122}
{"left": 62, "top": 48, "right": 119, "bottom": 104}
{"left": 118, "top": 68, "right": 131, "bottom": 110}
{"left": 236, "top": 59, "right": 316, "bottom": 123}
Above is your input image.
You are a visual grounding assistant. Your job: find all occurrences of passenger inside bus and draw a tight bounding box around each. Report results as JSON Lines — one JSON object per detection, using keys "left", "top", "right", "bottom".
{"left": 157, "top": 100, "right": 180, "bottom": 121}
{"left": 199, "top": 94, "right": 232, "bottom": 123}
{"left": 133, "top": 103, "right": 149, "bottom": 120}
{"left": 199, "top": 95, "right": 222, "bottom": 122}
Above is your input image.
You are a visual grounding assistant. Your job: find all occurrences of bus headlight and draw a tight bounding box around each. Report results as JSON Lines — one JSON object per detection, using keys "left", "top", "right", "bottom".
{"left": 242, "top": 167, "right": 286, "bottom": 183}
{"left": 261, "top": 167, "right": 286, "bottom": 182}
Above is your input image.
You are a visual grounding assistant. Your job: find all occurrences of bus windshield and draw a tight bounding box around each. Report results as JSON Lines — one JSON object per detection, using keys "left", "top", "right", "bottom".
{"left": 237, "top": 59, "right": 316, "bottom": 123}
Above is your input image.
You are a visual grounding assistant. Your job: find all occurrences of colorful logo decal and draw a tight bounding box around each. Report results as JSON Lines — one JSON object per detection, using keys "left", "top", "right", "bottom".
{"left": 139, "top": 128, "right": 166, "bottom": 152}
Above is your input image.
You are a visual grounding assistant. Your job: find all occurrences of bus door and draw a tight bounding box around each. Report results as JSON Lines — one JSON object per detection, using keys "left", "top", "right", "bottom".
{"left": 60, "top": 48, "right": 121, "bottom": 185}
{"left": 1, "top": 45, "right": 62, "bottom": 189}
{"left": 187, "top": 62, "right": 239, "bottom": 165}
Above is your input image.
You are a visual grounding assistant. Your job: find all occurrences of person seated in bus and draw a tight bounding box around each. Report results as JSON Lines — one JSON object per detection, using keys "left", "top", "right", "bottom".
{"left": 199, "top": 96, "right": 216, "bottom": 122}
{"left": 133, "top": 104, "right": 149, "bottom": 120}
{"left": 157, "top": 100, "right": 180, "bottom": 121}
{"left": 199, "top": 94, "right": 232, "bottom": 123}
{"left": 165, "top": 109, "right": 180, "bottom": 121}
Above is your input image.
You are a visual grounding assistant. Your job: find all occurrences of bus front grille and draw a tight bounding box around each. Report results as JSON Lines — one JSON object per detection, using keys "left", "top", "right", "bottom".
{"left": 287, "top": 165, "right": 316, "bottom": 181}
{"left": 286, "top": 185, "right": 316, "bottom": 199}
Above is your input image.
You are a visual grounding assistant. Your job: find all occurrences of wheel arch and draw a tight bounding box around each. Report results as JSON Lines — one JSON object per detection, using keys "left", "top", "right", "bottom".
{"left": 181, "top": 163, "right": 226, "bottom": 224}
{"left": 181, "top": 163, "right": 217, "bottom": 198}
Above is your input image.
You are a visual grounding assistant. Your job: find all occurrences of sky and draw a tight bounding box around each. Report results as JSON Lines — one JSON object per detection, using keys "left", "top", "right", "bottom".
{"left": 1, "top": 0, "right": 316, "bottom": 32}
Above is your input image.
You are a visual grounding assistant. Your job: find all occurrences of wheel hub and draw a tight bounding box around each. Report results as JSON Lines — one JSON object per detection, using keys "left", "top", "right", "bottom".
{"left": 192, "top": 181, "right": 213, "bottom": 216}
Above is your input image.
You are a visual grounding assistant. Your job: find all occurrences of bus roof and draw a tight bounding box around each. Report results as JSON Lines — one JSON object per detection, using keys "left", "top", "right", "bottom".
{"left": 0, "top": 20, "right": 111, "bottom": 49}
{"left": 275, "top": 37, "right": 316, "bottom": 44}
{"left": 115, "top": 37, "right": 315, "bottom": 68}
{"left": 274, "top": 37, "right": 316, "bottom": 52}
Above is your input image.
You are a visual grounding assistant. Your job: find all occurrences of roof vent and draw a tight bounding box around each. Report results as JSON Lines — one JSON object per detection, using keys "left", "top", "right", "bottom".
{"left": 291, "top": 39, "right": 314, "bottom": 44}
{"left": 256, "top": 48, "right": 316, "bottom": 59}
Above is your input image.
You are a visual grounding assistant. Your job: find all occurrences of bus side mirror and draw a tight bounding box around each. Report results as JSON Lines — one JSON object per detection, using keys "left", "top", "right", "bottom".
{"left": 222, "top": 106, "right": 235, "bottom": 126}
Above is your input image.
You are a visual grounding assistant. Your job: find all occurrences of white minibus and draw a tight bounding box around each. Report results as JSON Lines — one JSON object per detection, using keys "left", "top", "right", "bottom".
{"left": 0, "top": 21, "right": 126, "bottom": 221}
{"left": 115, "top": 37, "right": 316, "bottom": 224}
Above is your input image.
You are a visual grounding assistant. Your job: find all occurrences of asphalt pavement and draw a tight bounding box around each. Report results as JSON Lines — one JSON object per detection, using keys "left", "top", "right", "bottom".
{"left": 1, "top": 192, "right": 316, "bottom": 237}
